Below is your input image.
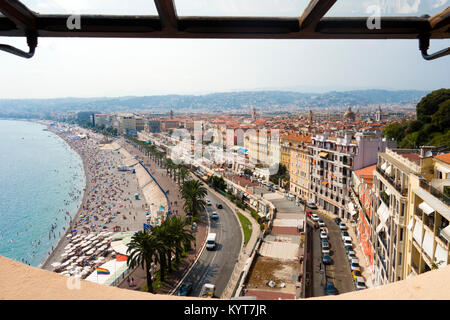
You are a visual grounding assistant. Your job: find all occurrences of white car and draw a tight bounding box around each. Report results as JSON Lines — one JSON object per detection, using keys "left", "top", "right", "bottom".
{"left": 318, "top": 220, "right": 326, "bottom": 227}
{"left": 355, "top": 277, "right": 367, "bottom": 290}
{"left": 343, "top": 236, "right": 352, "bottom": 243}
{"left": 321, "top": 243, "right": 330, "bottom": 254}
{"left": 344, "top": 239, "right": 352, "bottom": 248}
{"left": 206, "top": 199, "right": 212, "bottom": 206}
{"left": 311, "top": 214, "right": 320, "bottom": 222}
{"left": 339, "top": 222, "right": 348, "bottom": 230}
{"left": 320, "top": 231, "right": 328, "bottom": 240}
{"left": 350, "top": 259, "right": 360, "bottom": 271}
{"left": 348, "top": 251, "right": 357, "bottom": 261}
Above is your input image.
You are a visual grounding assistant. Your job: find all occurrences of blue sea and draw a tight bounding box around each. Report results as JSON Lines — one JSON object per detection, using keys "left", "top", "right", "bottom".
{"left": 0, "top": 120, "right": 85, "bottom": 267}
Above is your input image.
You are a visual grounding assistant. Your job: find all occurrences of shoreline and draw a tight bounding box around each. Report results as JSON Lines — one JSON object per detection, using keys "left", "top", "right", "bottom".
{"left": 39, "top": 124, "right": 91, "bottom": 270}
{"left": 39, "top": 123, "right": 168, "bottom": 273}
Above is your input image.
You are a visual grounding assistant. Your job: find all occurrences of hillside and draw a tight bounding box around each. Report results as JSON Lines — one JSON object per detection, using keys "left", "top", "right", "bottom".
{"left": 0, "top": 89, "right": 427, "bottom": 114}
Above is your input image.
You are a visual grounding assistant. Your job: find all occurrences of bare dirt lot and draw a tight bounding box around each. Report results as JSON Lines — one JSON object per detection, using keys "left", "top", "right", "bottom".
{"left": 246, "top": 256, "right": 300, "bottom": 294}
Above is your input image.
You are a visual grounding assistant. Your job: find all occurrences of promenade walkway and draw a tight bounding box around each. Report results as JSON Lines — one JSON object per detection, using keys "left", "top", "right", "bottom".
{"left": 116, "top": 140, "right": 208, "bottom": 295}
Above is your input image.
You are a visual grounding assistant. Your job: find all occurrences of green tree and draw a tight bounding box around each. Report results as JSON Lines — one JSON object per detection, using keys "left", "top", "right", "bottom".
{"left": 181, "top": 179, "right": 207, "bottom": 217}
{"left": 383, "top": 121, "right": 407, "bottom": 142}
{"left": 432, "top": 100, "right": 450, "bottom": 132}
{"left": 416, "top": 88, "right": 450, "bottom": 123}
{"left": 178, "top": 166, "right": 190, "bottom": 185}
{"left": 126, "top": 231, "right": 161, "bottom": 293}
{"left": 166, "top": 216, "right": 195, "bottom": 265}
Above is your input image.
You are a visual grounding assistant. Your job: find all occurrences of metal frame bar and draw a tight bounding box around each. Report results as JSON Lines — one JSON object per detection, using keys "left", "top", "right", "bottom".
{"left": 0, "top": 0, "right": 37, "bottom": 58}
{"left": 154, "top": 0, "right": 178, "bottom": 32}
{"left": 0, "top": 0, "right": 448, "bottom": 59}
{"left": 299, "top": 0, "right": 337, "bottom": 30}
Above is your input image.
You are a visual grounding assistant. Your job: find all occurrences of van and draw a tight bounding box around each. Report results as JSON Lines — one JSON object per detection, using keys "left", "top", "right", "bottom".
{"left": 206, "top": 233, "right": 217, "bottom": 250}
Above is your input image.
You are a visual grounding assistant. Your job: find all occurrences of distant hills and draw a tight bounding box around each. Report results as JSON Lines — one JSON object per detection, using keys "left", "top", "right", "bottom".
{"left": 0, "top": 89, "right": 428, "bottom": 114}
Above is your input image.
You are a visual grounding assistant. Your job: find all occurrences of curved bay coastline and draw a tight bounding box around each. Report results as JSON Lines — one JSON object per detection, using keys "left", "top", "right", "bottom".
{"left": 39, "top": 121, "right": 162, "bottom": 272}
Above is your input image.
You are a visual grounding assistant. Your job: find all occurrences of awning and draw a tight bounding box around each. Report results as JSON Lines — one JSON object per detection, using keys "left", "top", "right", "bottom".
{"left": 413, "top": 220, "right": 423, "bottom": 245}
{"left": 377, "top": 202, "right": 390, "bottom": 225}
{"left": 436, "top": 164, "right": 450, "bottom": 174}
{"left": 422, "top": 230, "right": 434, "bottom": 259}
{"left": 440, "top": 225, "right": 450, "bottom": 243}
{"left": 418, "top": 202, "right": 435, "bottom": 216}
{"left": 385, "top": 165, "right": 392, "bottom": 176}
{"left": 381, "top": 162, "right": 387, "bottom": 171}
{"left": 319, "top": 152, "right": 329, "bottom": 158}
{"left": 348, "top": 202, "right": 357, "bottom": 216}
{"left": 376, "top": 223, "right": 384, "bottom": 234}
{"left": 407, "top": 218, "right": 414, "bottom": 231}
{"left": 322, "top": 181, "right": 329, "bottom": 185}
{"left": 434, "top": 242, "right": 448, "bottom": 268}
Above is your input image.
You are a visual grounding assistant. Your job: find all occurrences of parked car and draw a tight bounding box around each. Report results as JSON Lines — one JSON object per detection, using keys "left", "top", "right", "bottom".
{"left": 306, "top": 202, "right": 318, "bottom": 209}
{"left": 320, "top": 231, "right": 328, "bottom": 240}
{"left": 178, "top": 282, "right": 193, "bottom": 296}
{"left": 216, "top": 203, "right": 223, "bottom": 209}
{"left": 210, "top": 212, "right": 219, "bottom": 220}
{"left": 344, "top": 239, "right": 352, "bottom": 248}
{"left": 318, "top": 220, "right": 326, "bottom": 227}
{"left": 306, "top": 210, "right": 313, "bottom": 217}
{"left": 350, "top": 259, "right": 360, "bottom": 271}
{"left": 206, "top": 199, "right": 212, "bottom": 206}
{"left": 311, "top": 214, "right": 320, "bottom": 221}
{"left": 339, "top": 222, "right": 348, "bottom": 230}
{"left": 352, "top": 269, "right": 362, "bottom": 280}
{"left": 321, "top": 243, "right": 330, "bottom": 254}
{"left": 320, "top": 227, "right": 329, "bottom": 234}
{"left": 325, "top": 282, "right": 338, "bottom": 295}
{"left": 341, "top": 231, "right": 350, "bottom": 240}
{"left": 322, "top": 254, "right": 331, "bottom": 265}
{"left": 342, "top": 236, "right": 352, "bottom": 243}
{"left": 345, "top": 246, "right": 353, "bottom": 253}
{"left": 321, "top": 238, "right": 329, "bottom": 245}
{"left": 355, "top": 277, "right": 367, "bottom": 290}
{"left": 348, "top": 251, "right": 357, "bottom": 261}
{"left": 334, "top": 217, "right": 341, "bottom": 225}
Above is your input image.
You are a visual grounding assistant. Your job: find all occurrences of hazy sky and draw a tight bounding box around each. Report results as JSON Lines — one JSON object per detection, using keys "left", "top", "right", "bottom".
{"left": 1, "top": 0, "right": 449, "bottom": 99}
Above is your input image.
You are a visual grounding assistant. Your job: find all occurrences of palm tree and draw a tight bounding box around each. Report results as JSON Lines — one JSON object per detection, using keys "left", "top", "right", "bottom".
{"left": 126, "top": 231, "right": 160, "bottom": 293}
{"left": 181, "top": 179, "right": 207, "bottom": 217}
{"left": 151, "top": 224, "right": 170, "bottom": 281}
{"left": 178, "top": 166, "right": 189, "bottom": 185}
{"left": 166, "top": 216, "right": 195, "bottom": 264}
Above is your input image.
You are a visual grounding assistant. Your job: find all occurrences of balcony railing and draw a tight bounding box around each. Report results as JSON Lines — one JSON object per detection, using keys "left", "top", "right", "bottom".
{"left": 376, "top": 166, "right": 408, "bottom": 196}
{"left": 419, "top": 179, "right": 450, "bottom": 206}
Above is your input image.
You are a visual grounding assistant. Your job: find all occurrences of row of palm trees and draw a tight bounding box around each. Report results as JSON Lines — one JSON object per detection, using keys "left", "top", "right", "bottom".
{"left": 126, "top": 215, "right": 195, "bottom": 293}
{"left": 124, "top": 134, "right": 190, "bottom": 185}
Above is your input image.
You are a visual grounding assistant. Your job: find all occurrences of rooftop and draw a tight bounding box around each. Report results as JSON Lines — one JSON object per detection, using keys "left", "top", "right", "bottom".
{"left": 435, "top": 153, "right": 450, "bottom": 165}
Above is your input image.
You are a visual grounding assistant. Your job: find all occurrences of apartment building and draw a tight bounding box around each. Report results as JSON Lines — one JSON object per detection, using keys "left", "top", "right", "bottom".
{"left": 351, "top": 165, "right": 377, "bottom": 275}
{"left": 405, "top": 152, "right": 450, "bottom": 279}
{"left": 116, "top": 113, "right": 136, "bottom": 135}
{"left": 146, "top": 120, "right": 161, "bottom": 133}
{"left": 93, "top": 114, "right": 112, "bottom": 128}
{"left": 308, "top": 131, "right": 395, "bottom": 220}
{"left": 286, "top": 133, "right": 312, "bottom": 201}
{"left": 372, "top": 147, "right": 424, "bottom": 285}
{"left": 244, "top": 129, "right": 280, "bottom": 172}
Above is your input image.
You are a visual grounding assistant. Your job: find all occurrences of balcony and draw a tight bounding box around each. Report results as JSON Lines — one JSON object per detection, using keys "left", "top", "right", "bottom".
{"left": 376, "top": 166, "right": 408, "bottom": 196}
{"left": 419, "top": 179, "right": 450, "bottom": 206}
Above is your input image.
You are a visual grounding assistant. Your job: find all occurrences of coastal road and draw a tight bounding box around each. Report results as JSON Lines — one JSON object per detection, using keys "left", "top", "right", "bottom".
{"left": 180, "top": 187, "right": 242, "bottom": 298}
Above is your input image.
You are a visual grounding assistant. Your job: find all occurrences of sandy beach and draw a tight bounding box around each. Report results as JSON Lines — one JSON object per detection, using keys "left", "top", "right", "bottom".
{"left": 41, "top": 124, "right": 168, "bottom": 273}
